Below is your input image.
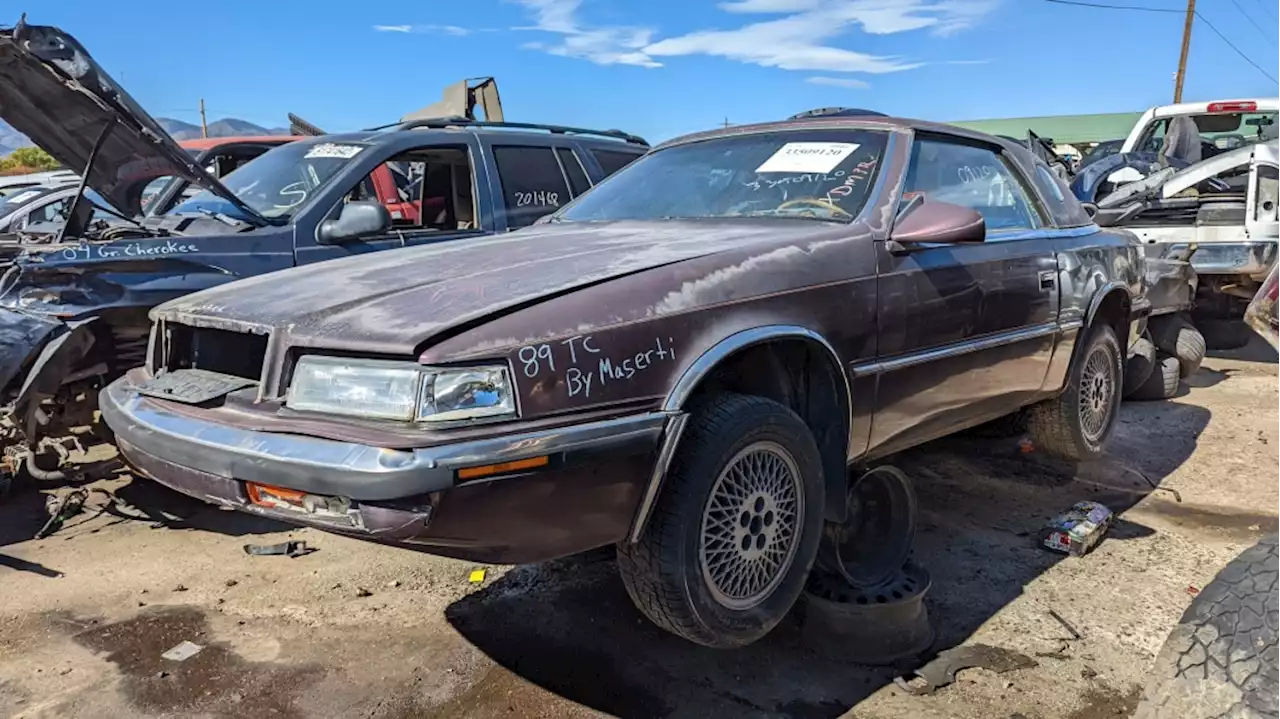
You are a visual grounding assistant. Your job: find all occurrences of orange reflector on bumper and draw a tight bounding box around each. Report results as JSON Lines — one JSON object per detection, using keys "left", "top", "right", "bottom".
{"left": 247, "top": 483, "right": 307, "bottom": 508}
{"left": 456, "top": 455, "right": 549, "bottom": 481}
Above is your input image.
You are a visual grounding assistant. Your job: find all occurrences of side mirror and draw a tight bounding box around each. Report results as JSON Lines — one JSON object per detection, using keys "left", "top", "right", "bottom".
{"left": 889, "top": 199, "right": 986, "bottom": 249}
{"left": 317, "top": 201, "right": 391, "bottom": 245}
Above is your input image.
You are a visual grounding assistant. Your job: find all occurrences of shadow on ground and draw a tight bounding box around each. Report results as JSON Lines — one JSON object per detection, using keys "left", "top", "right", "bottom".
{"left": 445, "top": 401, "right": 1218, "bottom": 718}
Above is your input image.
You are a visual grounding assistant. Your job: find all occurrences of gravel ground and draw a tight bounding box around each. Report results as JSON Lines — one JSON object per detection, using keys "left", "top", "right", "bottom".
{"left": 0, "top": 337, "right": 1275, "bottom": 719}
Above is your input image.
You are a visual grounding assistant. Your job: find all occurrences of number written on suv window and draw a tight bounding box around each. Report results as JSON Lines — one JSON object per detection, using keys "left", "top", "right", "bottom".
{"left": 493, "top": 146, "right": 573, "bottom": 229}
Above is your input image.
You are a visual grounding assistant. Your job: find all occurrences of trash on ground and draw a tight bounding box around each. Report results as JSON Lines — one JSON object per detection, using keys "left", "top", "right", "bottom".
{"left": 1037, "top": 501, "right": 1113, "bottom": 556}
{"left": 1186, "top": 585, "right": 1200, "bottom": 595}
{"left": 242, "top": 540, "right": 314, "bottom": 558}
{"left": 1048, "top": 609, "right": 1082, "bottom": 640}
{"left": 160, "top": 640, "right": 204, "bottom": 662}
{"left": 468, "top": 569, "right": 487, "bottom": 584}
{"left": 893, "top": 644, "right": 1038, "bottom": 696}
{"left": 355, "top": 587, "right": 373, "bottom": 598}
{"left": 35, "top": 489, "right": 88, "bottom": 539}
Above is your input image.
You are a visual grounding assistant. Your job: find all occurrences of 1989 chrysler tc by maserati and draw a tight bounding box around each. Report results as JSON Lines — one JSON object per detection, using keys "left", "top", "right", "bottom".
{"left": 102, "top": 117, "right": 1146, "bottom": 648}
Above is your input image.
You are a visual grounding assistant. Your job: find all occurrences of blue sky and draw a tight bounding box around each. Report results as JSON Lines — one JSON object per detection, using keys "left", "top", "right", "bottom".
{"left": 21, "top": 0, "right": 1280, "bottom": 142}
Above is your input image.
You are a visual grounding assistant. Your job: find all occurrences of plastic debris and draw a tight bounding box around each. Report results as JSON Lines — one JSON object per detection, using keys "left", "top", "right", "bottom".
{"left": 1048, "top": 609, "right": 1082, "bottom": 640}
{"left": 893, "top": 644, "right": 1037, "bottom": 696}
{"left": 242, "top": 541, "right": 314, "bottom": 558}
{"left": 161, "top": 641, "right": 204, "bottom": 662}
{"left": 468, "top": 569, "right": 487, "bottom": 584}
{"left": 35, "top": 489, "right": 88, "bottom": 539}
{"left": 1037, "top": 501, "right": 1113, "bottom": 556}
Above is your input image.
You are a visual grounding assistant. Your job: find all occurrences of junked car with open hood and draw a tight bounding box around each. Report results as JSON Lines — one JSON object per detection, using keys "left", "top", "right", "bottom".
{"left": 0, "top": 20, "right": 646, "bottom": 483}
{"left": 103, "top": 114, "right": 1146, "bottom": 648}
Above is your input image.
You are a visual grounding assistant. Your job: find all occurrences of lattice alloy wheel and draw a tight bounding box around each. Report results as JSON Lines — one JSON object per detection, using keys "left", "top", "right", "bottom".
{"left": 699, "top": 441, "right": 804, "bottom": 610}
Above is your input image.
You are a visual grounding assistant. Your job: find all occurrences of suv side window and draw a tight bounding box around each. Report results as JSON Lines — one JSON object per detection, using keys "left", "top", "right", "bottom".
{"left": 492, "top": 146, "right": 571, "bottom": 229}
{"left": 338, "top": 146, "right": 478, "bottom": 232}
{"left": 902, "top": 139, "right": 1041, "bottom": 234}
{"left": 557, "top": 148, "right": 591, "bottom": 197}
{"left": 591, "top": 149, "right": 642, "bottom": 178}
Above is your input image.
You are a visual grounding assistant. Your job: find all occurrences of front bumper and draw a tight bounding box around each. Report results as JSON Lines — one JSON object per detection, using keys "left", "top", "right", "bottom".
{"left": 101, "top": 372, "right": 674, "bottom": 563}
{"left": 1155, "top": 240, "right": 1277, "bottom": 280}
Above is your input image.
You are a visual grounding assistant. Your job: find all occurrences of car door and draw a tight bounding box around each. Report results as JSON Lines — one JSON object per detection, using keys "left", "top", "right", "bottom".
{"left": 868, "top": 134, "right": 1059, "bottom": 456}
{"left": 485, "top": 142, "right": 577, "bottom": 231}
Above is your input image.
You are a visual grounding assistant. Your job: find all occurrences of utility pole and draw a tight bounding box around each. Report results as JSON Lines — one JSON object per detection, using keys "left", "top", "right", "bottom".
{"left": 723, "top": 117, "right": 730, "bottom": 128}
{"left": 199, "top": 98, "right": 208, "bottom": 138}
{"left": 1173, "top": 0, "right": 1195, "bottom": 103}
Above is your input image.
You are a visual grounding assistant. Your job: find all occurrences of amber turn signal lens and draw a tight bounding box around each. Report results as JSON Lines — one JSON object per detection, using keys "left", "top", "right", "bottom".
{"left": 456, "top": 455, "right": 550, "bottom": 481}
{"left": 247, "top": 483, "right": 307, "bottom": 507}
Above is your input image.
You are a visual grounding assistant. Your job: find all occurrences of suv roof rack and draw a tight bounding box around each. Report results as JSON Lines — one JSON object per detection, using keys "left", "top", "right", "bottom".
{"left": 380, "top": 117, "right": 649, "bottom": 147}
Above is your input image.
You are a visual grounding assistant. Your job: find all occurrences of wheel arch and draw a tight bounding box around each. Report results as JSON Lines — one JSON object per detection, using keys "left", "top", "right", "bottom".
{"left": 629, "top": 325, "right": 853, "bottom": 542}
{"left": 1086, "top": 282, "right": 1132, "bottom": 349}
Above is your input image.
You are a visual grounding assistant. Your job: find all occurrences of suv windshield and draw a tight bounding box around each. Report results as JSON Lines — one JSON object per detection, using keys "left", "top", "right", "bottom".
{"left": 556, "top": 129, "right": 889, "bottom": 224}
{"left": 170, "top": 140, "right": 368, "bottom": 222}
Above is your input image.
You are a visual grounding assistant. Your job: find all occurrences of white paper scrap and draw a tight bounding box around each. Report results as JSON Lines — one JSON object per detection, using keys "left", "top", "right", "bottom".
{"left": 755, "top": 142, "right": 860, "bottom": 174}
{"left": 161, "top": 640, "right": 205, "bottom": 662}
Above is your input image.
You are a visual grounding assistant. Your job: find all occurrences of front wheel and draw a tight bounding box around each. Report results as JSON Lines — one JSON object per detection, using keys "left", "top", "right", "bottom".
{"left": 617, "top": 392, "right": 825, "bottom": 648}
{"left": 1027, "top": 323, "right": 1123, "bottom": 461}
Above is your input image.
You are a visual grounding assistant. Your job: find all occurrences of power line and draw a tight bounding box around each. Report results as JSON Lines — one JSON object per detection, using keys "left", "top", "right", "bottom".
{"left": 1193, "top": 10, "right": 1278, "bottom": 83}
{"left": 1041, "top": 0, "right": 1277, "bottom": 85}
{"left": 1042, "top": 0, "right": 1178, "bottom": 11}
{"left": 1249, "top": 0, "right": 1280, "bottom": 27}
{"left": 1227, "top": 0, "right": 1279, "bottom": 45}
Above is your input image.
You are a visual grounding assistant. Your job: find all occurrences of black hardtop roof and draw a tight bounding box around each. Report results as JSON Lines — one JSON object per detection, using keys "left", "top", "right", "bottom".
{"left": 303, "top": 118, "right": 649, "bottom": 153}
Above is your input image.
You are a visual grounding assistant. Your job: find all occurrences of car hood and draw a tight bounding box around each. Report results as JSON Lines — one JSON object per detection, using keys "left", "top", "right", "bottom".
{"left": 154, "top": 219, "right": 838, "bottom": 356}
{"left": 0, "top": 21, "right": 239, "bottom": 218}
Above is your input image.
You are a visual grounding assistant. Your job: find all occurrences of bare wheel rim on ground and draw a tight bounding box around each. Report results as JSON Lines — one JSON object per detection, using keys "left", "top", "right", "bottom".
{"left": 699, "top": 440, "right": 804, "bottom": 610}
{"left": 1079, "top": 342, "right": 1117, "bottom": 443}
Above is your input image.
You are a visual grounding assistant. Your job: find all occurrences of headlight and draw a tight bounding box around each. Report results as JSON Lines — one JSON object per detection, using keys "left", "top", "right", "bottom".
{"left": 287, "top": 355, "right": 515, "bottom": 423}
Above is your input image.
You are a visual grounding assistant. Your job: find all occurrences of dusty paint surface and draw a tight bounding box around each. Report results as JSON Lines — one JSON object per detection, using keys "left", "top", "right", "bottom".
{"left": 0, "top": 339, "right": 1275, "bottom": 718}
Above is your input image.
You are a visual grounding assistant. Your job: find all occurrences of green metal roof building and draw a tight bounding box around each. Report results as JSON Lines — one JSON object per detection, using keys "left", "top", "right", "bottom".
{"left": 946, "top": 112, "right": 1144, "bottom": 145}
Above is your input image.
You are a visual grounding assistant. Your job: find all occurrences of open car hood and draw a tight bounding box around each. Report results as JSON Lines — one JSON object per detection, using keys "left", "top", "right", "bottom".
{"left": 0, "top": 20, "right": 243, "bottom": 218}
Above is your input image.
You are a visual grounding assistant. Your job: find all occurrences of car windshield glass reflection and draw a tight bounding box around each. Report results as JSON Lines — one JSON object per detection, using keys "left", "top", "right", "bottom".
{"left": 170, "top": 140, "right": 368, "bottom": 222}
{"left": 556, "top": 130, "right": 889, "bottom": 224}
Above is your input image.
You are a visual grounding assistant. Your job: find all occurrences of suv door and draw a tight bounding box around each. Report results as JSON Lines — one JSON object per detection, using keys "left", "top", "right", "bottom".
{"left": 487, "top": 143, "right": 577, "bottom": 231}
{"left": 295, "top": 138, "right": 490, "bottom": 265}
{"left": 869, "top": 135, "right": 1058, "bottom": 455}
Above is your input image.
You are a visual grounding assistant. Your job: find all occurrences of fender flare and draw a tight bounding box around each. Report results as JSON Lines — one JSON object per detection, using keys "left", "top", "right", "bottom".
{"left": 1086, "top": 281, "right": 1132, "bottom": 334}
{"left": 14, "top": 317, "right": 99, "bottom": 438}
{"left": 629, "top": 325, "right": 853, "bottom": 542}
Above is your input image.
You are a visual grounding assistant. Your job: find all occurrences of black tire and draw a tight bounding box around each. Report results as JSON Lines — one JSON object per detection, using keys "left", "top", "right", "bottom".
{"left": 1127, "top": 352, "right": 1181, "bottom": 402}
{"left": 1026, "top": 323, "right": 1123, "bottom": 461}
{"left": 616, "top": 392, "right": 825, "bottom": 648}
{"left": 1199, "top": 318, "right": 1252, "bottom": 351}
{"left": 1135, "top": 535, "right": 1278, "bottom": 719}
{"left": 1150, "top": 314, "right": 1206, "bottom": 378}
{"left": 1124, "top": 333, "right": 1158, "bottom": 399}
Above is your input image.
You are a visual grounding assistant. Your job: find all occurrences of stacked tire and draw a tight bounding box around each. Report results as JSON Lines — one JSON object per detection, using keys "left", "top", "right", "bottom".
{"left": 1125, "top": 313, "right": 1206, "bottom": 401}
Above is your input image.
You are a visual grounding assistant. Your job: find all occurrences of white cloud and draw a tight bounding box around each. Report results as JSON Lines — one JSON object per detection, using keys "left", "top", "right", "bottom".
{"left": 511, "top": 0, "right": 998, "bottom": 74}
{"left": 511, "top": 0, "right": 662, "bottom": 67}
{"left": 373, "top": 24, "right": 480, "bottom": 36}
{"left": 806, "top": 76, "right": 870, "bottom": 89}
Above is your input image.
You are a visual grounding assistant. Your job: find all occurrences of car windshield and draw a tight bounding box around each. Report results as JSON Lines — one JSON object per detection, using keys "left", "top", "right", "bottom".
{"left": 169, "top": 140, "right": 367, "bottom": 222}
{"left": 556, "top": 129, "right": 889, "bottom": 224}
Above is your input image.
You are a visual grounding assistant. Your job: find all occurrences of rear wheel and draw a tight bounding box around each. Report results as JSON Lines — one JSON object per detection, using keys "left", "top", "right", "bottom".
{"left": 617, "top": 393, "right": 825, "bottom": 648}
{"left": 1027, "top": 323, "right": 1122, "bottom": 461}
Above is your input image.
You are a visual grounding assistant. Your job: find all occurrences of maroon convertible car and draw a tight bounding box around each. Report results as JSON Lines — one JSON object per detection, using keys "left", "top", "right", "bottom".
{"left": 102, "top": 115, "right": 1147, "bottom": 649}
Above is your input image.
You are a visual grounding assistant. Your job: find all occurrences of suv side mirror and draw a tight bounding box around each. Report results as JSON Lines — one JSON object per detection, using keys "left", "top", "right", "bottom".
{"left": 317, "top": 201, "right": 391, "bottom": 245}
{"left": 889, "top": 199, "right": 986, "bottom": 248}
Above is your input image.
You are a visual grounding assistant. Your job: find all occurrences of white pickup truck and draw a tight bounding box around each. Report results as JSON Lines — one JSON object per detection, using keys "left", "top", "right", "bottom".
{"left": 1101, "top": 99, "right": 1279, "bottom": 344}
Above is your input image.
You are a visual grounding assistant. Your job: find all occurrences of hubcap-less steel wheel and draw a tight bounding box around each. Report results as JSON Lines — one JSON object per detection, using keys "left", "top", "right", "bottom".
{"left": 699, "top": 441, "right": 804, "bottom": 610}
{"left": 1079, "top": 343, "right": 1117, "bottom": 443}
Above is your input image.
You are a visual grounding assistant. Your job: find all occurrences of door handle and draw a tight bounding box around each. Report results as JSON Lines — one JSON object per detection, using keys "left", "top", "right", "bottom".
{"left": 1039, "top": 271, "right": 1056, "bottom": 290}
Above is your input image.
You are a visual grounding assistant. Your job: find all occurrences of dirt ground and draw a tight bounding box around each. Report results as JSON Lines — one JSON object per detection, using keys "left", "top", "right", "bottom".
{"left": 0, "top": 338, "right": 1275, "bottom": 719}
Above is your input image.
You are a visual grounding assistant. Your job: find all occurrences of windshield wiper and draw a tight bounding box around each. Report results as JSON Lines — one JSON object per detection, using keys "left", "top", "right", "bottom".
{"left": 730, "top": 210, "right": 847, "bottom": 223}
{"left": 194, "top": 208, "right": 250, "bottom": 228}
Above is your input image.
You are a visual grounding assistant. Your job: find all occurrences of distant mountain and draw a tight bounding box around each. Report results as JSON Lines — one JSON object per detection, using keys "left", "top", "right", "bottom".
{"left": 0, "top": 116, "right": 291, "bottom": 154}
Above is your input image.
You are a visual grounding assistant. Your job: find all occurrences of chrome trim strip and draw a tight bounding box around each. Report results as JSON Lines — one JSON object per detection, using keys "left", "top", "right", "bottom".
{"left": 628, "top": 412, "right": 689, "bottom": 543}
{"left": 1059, "top": 319, "right": 1085, "bottom": 331}
{"left": 662, "top": 325, "right": 850, "bottom": 412}
{"left": 102, "top": 377, "right": 668, "bottom": 501}
{"left": 850, "top": 321, "right": 1061, "bottom": 377}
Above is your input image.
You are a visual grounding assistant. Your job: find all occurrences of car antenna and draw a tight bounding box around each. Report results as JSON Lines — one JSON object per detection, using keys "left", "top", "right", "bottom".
{"left": 54, "top": 119, "right": 117, "bottom": 245}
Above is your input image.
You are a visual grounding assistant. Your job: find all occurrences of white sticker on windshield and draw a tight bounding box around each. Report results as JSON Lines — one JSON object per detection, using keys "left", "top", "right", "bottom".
{"left": 755, "top": 142, "right": 860, "bottom": 174}
{"left": 304, "top": 143, "right": 364, "bottom": 159}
